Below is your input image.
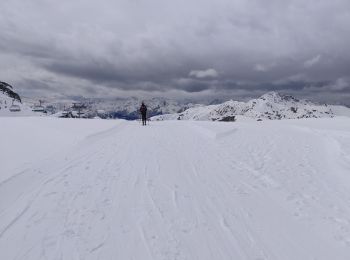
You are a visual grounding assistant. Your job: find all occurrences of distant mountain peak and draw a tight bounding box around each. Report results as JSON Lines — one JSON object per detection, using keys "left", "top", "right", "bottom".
{"left": 259, "top": 91, "right": 299, "bottom": 103}
{"left": 259, "top": 91, "right": 281, "bottom": 99}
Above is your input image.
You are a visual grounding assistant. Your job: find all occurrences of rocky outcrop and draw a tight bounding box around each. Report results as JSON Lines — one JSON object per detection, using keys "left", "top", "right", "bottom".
{"left": 0, "top": 81, "right": 22, "bottom": 103}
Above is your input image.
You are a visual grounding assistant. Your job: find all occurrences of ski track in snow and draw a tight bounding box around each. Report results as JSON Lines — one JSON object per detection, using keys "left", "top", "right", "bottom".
{"left": 1, "top": 118, "right": 350, "bottom": 259}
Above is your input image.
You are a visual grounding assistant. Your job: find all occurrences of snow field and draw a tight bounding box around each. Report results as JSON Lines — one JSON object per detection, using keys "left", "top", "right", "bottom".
{"left": 1, "top": 117, "right": 350, "bottom": 259}
{"left": 0, "top": 117, "right": 118, "bottom": 182}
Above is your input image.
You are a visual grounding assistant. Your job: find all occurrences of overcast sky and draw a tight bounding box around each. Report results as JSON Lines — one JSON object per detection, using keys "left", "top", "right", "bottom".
{"left": 1, "top": 0, "right": 350, "bottom": 104}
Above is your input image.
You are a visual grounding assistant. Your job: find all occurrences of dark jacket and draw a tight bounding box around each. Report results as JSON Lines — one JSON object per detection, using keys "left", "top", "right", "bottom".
{"left": 140, "top": 104, "right": 147, "bottom": 116}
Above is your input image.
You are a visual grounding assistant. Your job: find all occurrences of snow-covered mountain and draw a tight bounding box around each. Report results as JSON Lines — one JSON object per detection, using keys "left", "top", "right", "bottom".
{"left": 86, "top": 97, "right": 194, "bottom": 119}
{"left": 5, "top": 89, "right": 350, "bottom": 120}
{"left": 0, "top": 81, "right": 34, "bottom": 116}
{"left": 152, "top": 92, "right": 350, "bottom": 121}
{"left": 46, "top": 97, "right": 195, "bottom": 119}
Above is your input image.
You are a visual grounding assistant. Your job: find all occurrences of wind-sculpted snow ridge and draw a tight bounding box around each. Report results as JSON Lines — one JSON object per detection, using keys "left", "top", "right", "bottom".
{"left": 152, "top": 91, "right": 350, "bottom": 121}
{"left": 1, "top": 117, "right": 350, "bottom": 260}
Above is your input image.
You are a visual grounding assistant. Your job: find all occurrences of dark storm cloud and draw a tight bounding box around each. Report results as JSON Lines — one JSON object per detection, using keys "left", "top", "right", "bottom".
{"left": 44, "top": 57, "right": 193, "bottom": 85}
{"left": 0, "top": 0, "right": 350, "bottom": 104}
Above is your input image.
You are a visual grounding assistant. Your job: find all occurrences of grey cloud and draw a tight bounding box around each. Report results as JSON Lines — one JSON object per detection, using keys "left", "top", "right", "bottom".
{"left": 304, "top": 55, "right": 322, "bottom": 68}
{"left": 189, "top": 69, "right": 218, "bottom": 79}
{"left": 0, "top": 0, "right": 350, "bottom": 105}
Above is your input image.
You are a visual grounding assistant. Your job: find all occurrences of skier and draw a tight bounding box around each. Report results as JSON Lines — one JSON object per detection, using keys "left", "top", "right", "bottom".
{"left": 139, "top": 102, "right": 148, "bottom": 126}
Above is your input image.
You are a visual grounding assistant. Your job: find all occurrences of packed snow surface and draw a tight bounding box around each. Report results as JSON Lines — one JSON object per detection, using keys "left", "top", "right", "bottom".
{"left": 1, "top": 117, "right": 350, "bottom": 260}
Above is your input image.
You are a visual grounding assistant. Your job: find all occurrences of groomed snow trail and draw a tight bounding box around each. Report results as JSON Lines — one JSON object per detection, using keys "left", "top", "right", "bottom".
{"left": 1, "top": 118, "right": 350, "bottom": 259}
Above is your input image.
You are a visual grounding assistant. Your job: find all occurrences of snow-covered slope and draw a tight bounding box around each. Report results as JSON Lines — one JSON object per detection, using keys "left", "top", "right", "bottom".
{"left": 0, "top": 82, "right": 35, "bottom": 116}
{"left": 152, "top": 92, "right": 350, "bottom": 121}
{"left": 0, "top": 117, "right": 118, "bottom": 182}
{"left": 1, "top": 117, "right": 350, "bottom": 259}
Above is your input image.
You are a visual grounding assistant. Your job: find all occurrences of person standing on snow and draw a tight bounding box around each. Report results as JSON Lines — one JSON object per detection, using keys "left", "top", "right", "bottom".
{"left": 139, "top": 102, "right": 148, "bottom": 125}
